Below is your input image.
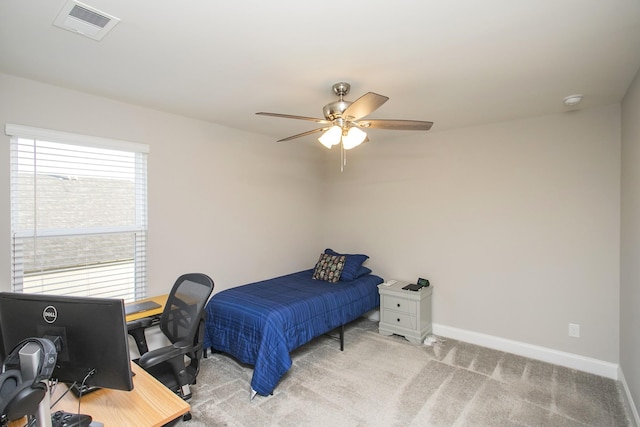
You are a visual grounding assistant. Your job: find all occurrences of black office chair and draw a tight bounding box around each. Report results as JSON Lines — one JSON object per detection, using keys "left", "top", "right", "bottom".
{"left": 127, "top": 273, "right": 214, "bottom": 410}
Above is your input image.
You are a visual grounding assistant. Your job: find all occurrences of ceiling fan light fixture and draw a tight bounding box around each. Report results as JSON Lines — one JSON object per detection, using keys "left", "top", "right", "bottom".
{"left": 318, "top": 126, "right": 342, "bottom": 149}
{"left": 342, "top": 127, "right": 367, "bottom": 150}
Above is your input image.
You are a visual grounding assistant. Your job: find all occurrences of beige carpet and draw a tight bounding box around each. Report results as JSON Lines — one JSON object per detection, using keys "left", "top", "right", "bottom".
{"left": 184, "top": 318, "right": 631, "bottom": 426}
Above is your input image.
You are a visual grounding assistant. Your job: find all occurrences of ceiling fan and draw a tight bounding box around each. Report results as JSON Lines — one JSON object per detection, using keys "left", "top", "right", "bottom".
{"left": 256, "top": 82, "right": 433, "bottom": 169}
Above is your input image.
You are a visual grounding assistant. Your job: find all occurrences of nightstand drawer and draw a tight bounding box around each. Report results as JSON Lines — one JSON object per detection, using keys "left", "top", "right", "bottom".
{"left": 382, "top": 295, "right": 416, "bottom": 315}
{"left": 381, "top": 311, "right": 416, "bottom": 329}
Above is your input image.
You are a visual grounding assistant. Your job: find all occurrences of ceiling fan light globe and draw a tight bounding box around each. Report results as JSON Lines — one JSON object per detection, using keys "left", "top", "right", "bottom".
{"left": 342, "top": 127, "right": 367, "bottom": 150}
{"left": 318, "top": 126, "right": 342, "bottom": 149}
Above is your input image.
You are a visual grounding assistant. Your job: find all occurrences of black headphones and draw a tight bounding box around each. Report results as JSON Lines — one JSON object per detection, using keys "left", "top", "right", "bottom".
{"left": 0, "top": 338, "right": 58, "bottom": 424}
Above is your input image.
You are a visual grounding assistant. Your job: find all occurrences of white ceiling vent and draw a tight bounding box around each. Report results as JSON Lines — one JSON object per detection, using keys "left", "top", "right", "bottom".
{"left": 53, "top": 0, "right": 120, "bottom": 41}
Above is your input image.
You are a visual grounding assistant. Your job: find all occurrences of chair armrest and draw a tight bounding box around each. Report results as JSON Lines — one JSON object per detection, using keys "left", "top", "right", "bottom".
{"left": 127, "top": 317, "right": 153, "bottom": 331}
{"left": 171, "top": 340, "right": 191, "bottom": 351}
{"left": 138, "top": 341, "right": 193, "bottom": 369}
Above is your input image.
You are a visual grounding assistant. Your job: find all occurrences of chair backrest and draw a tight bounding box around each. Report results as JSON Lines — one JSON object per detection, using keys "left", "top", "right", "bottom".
{"left": 160, "top": 273, "right": 214, "bottom": 347}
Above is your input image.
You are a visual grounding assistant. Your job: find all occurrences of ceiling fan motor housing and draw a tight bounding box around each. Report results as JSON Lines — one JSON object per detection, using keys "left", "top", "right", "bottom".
{"left": 323, "top": 82, "right": 353, "bottom": 121}
{"left": 323, "top": 100, "right": 352, "bottom": 122}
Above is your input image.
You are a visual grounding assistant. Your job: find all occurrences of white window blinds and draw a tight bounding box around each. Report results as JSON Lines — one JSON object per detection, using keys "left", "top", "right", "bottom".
{"left": 6, "top": 124, "right": 149, "bottom": 302}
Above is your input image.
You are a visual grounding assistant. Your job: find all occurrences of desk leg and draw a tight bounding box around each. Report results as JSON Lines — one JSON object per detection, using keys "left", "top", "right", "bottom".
{"left": 128, "top": 328, "right": 149, "bottom": 354}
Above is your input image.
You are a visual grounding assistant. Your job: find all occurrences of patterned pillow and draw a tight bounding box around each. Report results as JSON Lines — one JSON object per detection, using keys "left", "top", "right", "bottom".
{"left": 324, "top": 248, "right": 369, "bottom": 281}
{"left": 312, "top": 253, "right": 346, "bottom": 283}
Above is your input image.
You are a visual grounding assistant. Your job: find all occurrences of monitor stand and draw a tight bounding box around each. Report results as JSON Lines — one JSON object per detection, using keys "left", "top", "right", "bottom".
{"left": 19, "top": 342, "right": 52, "bottom": 427}
{"left": 69, "top": 383, "right": 101, "bottom": 397}
{"left": 20, "top": 342, "right": 98, "bottom": 427}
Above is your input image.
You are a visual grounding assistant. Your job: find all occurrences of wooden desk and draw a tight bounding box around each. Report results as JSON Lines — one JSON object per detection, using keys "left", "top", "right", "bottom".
{"left": 125, "top": 294, "right": 168, "bottom": 322}
{"left": 9, "top": 363, "right": 190, "bottom": 427}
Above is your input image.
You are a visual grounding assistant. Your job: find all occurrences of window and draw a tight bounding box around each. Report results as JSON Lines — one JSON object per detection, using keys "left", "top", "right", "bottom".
{"left": 7, "top": 124, "right": 148, "bottom": 301}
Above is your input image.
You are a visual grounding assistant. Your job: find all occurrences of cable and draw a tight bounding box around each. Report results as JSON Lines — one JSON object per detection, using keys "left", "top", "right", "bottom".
{"left": 49, "top": 381, "right": 75, "bottom": 409}
{"left": 48, "top": 378, "right": 59, "bottom": 400}
{"left": 76, "top": 369, "right": 96, "bottom": 415}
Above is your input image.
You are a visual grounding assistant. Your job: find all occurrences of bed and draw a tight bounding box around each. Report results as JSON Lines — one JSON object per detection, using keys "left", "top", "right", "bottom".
{"left": 203, "top": 250, "right": 383, "bottom": 397}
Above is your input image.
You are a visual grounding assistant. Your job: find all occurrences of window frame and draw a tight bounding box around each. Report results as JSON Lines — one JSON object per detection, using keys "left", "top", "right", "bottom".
{"left": 6, "top": 123, "right": 149, "bottom": 301}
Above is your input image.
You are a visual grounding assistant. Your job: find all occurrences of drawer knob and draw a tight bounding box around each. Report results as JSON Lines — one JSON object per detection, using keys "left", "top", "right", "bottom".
{"left": 397, "top": 303, "right": 401, "bottom": 308}
{"left": 397, "top": 318, "right": 400, "bottom": 322}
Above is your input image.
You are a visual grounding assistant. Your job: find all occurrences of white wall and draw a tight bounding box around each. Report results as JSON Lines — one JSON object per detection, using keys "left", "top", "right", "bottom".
{"left": 0, "top": 72, "right": 628, "bottom": 377}
{"left": 621, "top": 68, "right": 640, "bottom": 421}
{"left": 321, "top": 105, "right": 621, "bottom": 363}
{"left": 0, "top": 73, "right": 324, "bottom": 296}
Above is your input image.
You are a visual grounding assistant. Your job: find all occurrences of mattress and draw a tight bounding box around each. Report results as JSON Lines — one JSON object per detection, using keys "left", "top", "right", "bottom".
{"left": 203, "top": 269, "right": 382, "bottom": 395}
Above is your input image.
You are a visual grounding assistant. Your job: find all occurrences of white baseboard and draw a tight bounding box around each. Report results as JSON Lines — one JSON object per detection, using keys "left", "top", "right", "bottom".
{"left": 619, "top": 368, "right": 640, "bottom": 427}
{"left": 432, "top": 323, "right": 619, "bottom": 379}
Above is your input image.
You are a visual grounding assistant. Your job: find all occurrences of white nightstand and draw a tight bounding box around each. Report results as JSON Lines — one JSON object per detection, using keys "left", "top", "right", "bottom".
{"left": 378, "top": 281, "right": 432, "bottom": 344}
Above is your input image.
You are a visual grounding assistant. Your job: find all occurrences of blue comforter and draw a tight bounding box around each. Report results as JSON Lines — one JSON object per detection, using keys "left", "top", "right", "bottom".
{"left": 203, "top": 269, "right": 382, "bottom": 395}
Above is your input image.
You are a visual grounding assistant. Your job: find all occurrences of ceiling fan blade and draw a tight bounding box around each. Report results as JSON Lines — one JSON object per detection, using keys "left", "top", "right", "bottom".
{"left": 360, "top": 119, "right": 433, "bottom": 131}
{"left": 342, "top": 92, "right": 389, "bottom": 121}
{"left": 256, "top": 112, "right": 330, "bottom": 124}
{"left": 277, "top": 127, "right": 331, "bottom": 142}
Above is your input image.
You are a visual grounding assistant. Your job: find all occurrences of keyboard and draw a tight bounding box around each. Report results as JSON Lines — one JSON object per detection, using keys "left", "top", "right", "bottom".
{"left": 125, "top": 300, "right": 161, "bottom": 316}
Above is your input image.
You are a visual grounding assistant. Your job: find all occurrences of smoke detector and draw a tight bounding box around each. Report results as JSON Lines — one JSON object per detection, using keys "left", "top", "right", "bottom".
{"left": 53, "top": 0, "right": 120, "bottom": 41}
{"left": 563, "top": 94, "right": 583, "bottom": 107}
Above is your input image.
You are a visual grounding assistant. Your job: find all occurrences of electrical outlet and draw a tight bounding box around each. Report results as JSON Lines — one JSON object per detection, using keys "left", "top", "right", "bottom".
{"left": 568, "top": 323, "right": 580, "bottom": 338}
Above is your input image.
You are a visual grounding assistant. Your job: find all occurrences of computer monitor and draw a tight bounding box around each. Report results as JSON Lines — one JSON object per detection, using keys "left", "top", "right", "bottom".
{"left": 0, "top": 292, "right": 133, "bottom": 394}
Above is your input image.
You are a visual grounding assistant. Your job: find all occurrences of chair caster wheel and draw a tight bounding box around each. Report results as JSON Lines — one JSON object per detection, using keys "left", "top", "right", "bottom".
{"left": 183, "top": 412, "right": 192, "bottom": 421}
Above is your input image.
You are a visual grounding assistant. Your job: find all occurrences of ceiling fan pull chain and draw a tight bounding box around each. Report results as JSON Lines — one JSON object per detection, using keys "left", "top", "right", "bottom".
{"left": 344, "top": 145, "right": 347, "bottom": 168}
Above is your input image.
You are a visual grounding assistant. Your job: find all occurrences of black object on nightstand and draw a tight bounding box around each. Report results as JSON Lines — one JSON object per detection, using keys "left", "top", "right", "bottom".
{"left": 402, "top": 283, "right": 423, "bottom": 291}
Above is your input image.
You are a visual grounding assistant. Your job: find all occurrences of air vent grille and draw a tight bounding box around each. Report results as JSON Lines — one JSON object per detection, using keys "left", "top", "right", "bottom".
{"left": 53, "top": 0, "right": 120, "bottom": 41}
{"left": 69, "top": 5, "right": 110, "bottom": 29}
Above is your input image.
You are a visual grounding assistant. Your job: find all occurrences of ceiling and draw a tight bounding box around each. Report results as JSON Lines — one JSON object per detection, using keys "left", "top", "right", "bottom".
{"left": 1, "top": 0, "right": 640, "bottom": 143}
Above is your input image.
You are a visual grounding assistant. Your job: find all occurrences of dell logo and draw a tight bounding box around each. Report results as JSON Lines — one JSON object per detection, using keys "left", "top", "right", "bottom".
{"left": 43, "top": 305, "right": 57, "bottom": 324}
